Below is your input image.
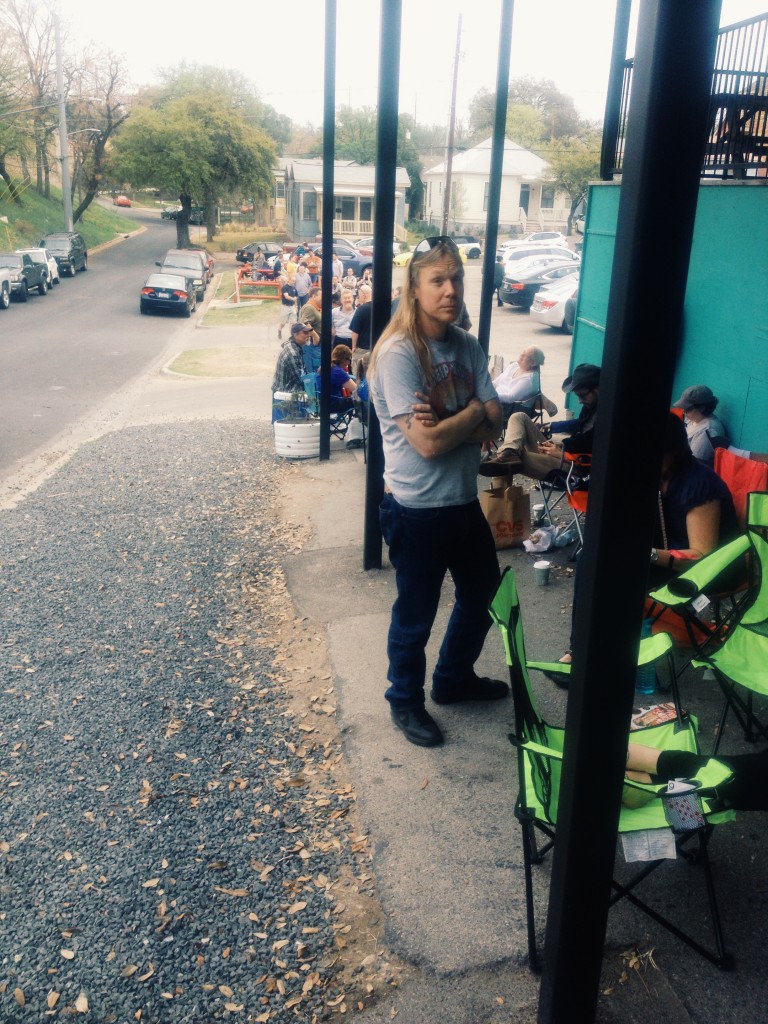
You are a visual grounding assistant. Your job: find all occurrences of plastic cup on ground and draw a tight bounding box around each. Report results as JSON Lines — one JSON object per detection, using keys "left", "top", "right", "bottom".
{"left": 534, "top": 560, "right": 551, "bottom": 586}
{"left": 532, "top": 503, "right": 546, "bottom": 525}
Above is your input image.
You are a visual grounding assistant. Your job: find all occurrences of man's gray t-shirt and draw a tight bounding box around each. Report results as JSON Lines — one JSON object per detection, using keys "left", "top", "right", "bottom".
{"left": 371, "top": 326, "right": 497, "bottom": 508}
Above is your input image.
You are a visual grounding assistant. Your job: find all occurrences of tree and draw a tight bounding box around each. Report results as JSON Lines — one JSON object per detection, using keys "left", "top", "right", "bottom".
{"left": 111, "top": 92, "right": 276, "bottom": 244}
{"left": 67, "top": 49, "right": 130, "bottom": 223}
{"left": 469, "top": 77, "right": 585, "bottom": 148}
{"left": 544, "top": 133, "right": 602, "bottom": 234}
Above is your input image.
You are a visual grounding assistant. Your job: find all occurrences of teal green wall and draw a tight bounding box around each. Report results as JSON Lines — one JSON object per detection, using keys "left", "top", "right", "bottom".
{"left": 572, "top": 183, "right": 768, "bottom": 449}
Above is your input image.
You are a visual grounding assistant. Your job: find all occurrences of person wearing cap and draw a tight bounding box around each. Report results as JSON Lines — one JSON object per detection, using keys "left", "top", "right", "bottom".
{"left": 673, "top": 384, "right": 729, "bottom": 467}
{"left": 368, "top": 235, "right": 507, "bottom": 749}
{"left": 480, "top": 362, "right": 600, "bottom": 478}
{"left": 493, "top": 253, "right": 505, "bottom": 307}
{"left": 271, "top": 322, "right": 312, "bottom": 397}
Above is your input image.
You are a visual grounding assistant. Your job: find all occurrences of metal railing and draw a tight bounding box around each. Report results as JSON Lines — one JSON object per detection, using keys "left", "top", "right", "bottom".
{"left": 603, "top": 13, "right": 768, "bottom": 180}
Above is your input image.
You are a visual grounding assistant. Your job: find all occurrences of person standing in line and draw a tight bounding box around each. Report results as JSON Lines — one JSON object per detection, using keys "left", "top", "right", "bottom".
{"left": 300, "top": 286, "right": 323, "bottom": 374}
{"left": 349, "top": 283, "right": 373, "bottom": 373}
{"left": 368, "top": 236, "right": 507, "bottom": 748}
{"left": 493, "top": 254, "right": 505, "bottom": 307}
{"left": 331, "top": 250, "right": 344, "bottom": 280}
{"left": 295, "top": 263, "right": 312, "bottom": 309}
{"left": 278, "top": 274, "right": 298, "bottom": 339}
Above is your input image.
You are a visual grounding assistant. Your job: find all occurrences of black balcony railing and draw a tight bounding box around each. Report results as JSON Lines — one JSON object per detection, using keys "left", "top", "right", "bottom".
{"left": 602, "top": 13, "right": 768, "bottom": 180}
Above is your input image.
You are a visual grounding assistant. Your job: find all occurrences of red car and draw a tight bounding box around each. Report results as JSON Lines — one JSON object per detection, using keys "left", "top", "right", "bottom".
{"left": 113, "top": 195, "right": 132, "bottom": 207}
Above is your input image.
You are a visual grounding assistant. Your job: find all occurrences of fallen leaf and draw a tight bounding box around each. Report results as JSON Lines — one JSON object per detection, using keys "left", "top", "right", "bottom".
{"left": 122, "top": 965, "right": 139, "bottom": 978}
{"left": 61, "top": 948, "right": 75, "bottom": 959}
{"left": 47, "top": 992, "right": 60, "bottom": 1009}
{"left": 14, "top": 988, "right": 25, "bottom": 1007}
{"left": 288, "top": 901, "right": 307, "bottom": 914}
{"left": 219, "top": 985, "right": 234, "bottom": 997}
{"left": 213, "top": 886, "right": 249, "bottom": 897}
{"left": 142, "top": 878, "right": 160, "bottom": 888}
{"left": 75, "top": 992, "right": 89, "bottom": 1013}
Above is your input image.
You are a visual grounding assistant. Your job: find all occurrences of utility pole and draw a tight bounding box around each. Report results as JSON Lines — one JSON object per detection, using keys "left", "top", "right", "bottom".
{"left": 441, "top": 14, "right": 462, "bottom": 235}
{"left": 54, "top": 13, "right": 73, "bottom": 231}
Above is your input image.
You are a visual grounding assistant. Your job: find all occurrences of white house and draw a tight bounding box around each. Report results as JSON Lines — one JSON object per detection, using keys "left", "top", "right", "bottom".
{"left": 422, "top": 136, "right": 570, "bottom": 235}
{"left": 279, "top": 158, "right": 411, "bottom": 242}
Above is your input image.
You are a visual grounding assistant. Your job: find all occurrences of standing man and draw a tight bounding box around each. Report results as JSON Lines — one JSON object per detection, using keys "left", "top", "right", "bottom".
{"left": 368, "top": 237, "right": 507, "bottom": 748}
{"left": 271, "top": 322, "right": 312, "bottom": 400}
{"left": 349, "top": 283, "right": 372, "bottom": 373}
{"left": 300, "top": 286, "right": 323, "bottom": 374}
{"left": 331, "top": 250, "right": 344, "bottom": 281}
{"left": 493, "top": 254, "right": 505, "bottom": 307}
{"left": 305, "top": 248, "right": 321, "bottom": 284}
{"left": 295, "top": 263, "right": 312, "bottom": 309}
{"left": 278, "top": 274, "right": 298, "bottom": 339}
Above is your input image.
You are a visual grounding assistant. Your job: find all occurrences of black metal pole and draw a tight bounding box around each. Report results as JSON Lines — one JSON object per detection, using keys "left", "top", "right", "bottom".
{"left": 538, "top": 3, "right": 722, "bottom": 1022}
{"left": 363, "top": 0, "right": 402, "bottom": 571}
{"left": 477, "top": 0, "right": 515, "bottom": 360}
{"left": 319, "top": 0, "right": 337, "bottom": 461}
{"left": 600, "top": 0, "right": 633, "bottom": 180}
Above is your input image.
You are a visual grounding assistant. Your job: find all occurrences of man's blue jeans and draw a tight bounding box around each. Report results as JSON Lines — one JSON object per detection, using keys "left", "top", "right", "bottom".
{"left": 379, "top": 494, "right": 500, "bottom": 709}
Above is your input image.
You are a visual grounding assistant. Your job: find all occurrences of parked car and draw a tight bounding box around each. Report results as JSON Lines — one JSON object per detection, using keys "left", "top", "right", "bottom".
{"left": 500, "top": 258, "right": 580, "bottom": 309}
{"left": 0, "top": 252, "right": 49, "bottom": 300}
{"left": 140, "top": 273, "right": 196, "bottom": 317}
{"left": 451, "top": 235, "right": 482, "bottom": 259}
{"left": 392, "top": 249, "right": 414, "bottom": 267}
{"left": 502, "top": 245, "right": 580, "bottom": 271}
{"left": 161, "top": 205, "right": 182, "bottom": 220}
{"left": 353, "top": 236, "right": 402, "bottom": 256}
{"left": 113, "top": 194, "right": 132, "bottom": 207}
{"left": 16, "top": 247, "right": 60, "bottom": 285}
{"left": 189, "top": 206, "right": 205, "bottom": 225}
{"left": 0, "top": 267, "right": 11, "bottom": 309}
{"left": 156, "top": 250, "right": 207, "bottom": 300}
{"left": 236, "top": 241, "right": 283, "bottom": 264}
{"left": 39, "top": 232, "right": 88, "bottom": 276}
{"left": 529, "top": 275, "right": 580, "bottom": 332}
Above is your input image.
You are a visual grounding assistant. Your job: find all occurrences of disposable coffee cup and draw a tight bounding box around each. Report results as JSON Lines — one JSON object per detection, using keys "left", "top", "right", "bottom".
{"left": 532, "top": 503, "right": 546, "bottom": 525}
{"left": 533, "top": 560, "right": 551, "bottom": 586}
{"left": 662, "top": 779, "right": 705, "bottom": 833}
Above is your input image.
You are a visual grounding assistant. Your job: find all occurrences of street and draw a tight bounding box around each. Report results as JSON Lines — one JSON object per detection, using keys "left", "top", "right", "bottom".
{"left": 0, "top": 209, "right": 192, "bottom": 480}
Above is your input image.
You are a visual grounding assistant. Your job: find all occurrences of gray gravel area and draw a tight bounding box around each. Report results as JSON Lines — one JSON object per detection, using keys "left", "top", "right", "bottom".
{"left": 0, "top": 421, "right": 368, "bottom": 1023}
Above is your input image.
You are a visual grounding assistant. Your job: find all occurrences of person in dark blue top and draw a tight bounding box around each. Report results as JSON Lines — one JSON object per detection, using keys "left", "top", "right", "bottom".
{"left": 317, "top": 344, "right": 357, "bottom": 412}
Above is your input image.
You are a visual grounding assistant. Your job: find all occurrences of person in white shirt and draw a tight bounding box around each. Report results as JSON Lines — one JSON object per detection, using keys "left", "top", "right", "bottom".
{"left": 492, "top": 346, "right": 557, "bottom": 414}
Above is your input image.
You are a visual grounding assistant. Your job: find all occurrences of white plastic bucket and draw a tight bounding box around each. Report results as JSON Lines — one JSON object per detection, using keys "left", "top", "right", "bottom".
{"left": 274, "top": 419, "right": 321, "bottom": 459}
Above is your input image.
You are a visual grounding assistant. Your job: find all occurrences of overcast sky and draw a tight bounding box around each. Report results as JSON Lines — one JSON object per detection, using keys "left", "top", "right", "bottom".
{"left": 62, "top": 1, "right": 767, "bottom": 128}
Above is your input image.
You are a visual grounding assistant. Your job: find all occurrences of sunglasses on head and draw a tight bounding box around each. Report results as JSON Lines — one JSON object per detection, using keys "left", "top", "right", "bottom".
{"left": 413, "top": 235, "right": 461, "bottom": 258}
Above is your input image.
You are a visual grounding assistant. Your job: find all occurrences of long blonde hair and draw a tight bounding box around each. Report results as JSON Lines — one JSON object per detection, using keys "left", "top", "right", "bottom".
{"left": 369, "top": 240, "right": 464, "bottom": 388}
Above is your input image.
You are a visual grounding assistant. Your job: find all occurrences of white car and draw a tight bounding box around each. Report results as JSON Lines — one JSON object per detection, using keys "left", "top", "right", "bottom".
{"left": 16, "top": 247, "right": 60, "bottom": 285}
{"left": 529, "top": 275, "right": 580, "bottom": 332}
{"left": 503, "top": 245, "right": 580, "bottom": 273}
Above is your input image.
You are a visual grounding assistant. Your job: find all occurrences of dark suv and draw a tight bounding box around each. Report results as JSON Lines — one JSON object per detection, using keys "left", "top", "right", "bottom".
{"left": 39, "top": 232, "right": 88, "bottom": 276}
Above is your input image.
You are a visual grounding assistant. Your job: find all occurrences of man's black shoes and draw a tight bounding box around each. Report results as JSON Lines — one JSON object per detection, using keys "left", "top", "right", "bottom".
{"left": 430, "top": 675, "right": 510, "bottom": 705}
{"left": 390, "top": 706, "right": 444, "bottom": 747}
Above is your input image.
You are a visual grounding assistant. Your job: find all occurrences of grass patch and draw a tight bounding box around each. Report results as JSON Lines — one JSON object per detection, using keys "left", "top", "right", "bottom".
{"left": 202, "top": 304, "right": 274, "bottom": 327}
{"left": 0, "top": 183, "right": 134, "bottom": 249}
{"left": 168, "top": 347, "right": 261, "bottom": 377}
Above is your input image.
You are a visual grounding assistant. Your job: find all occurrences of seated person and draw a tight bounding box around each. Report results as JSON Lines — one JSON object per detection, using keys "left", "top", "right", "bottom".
{"left": 648, "top": 411, "right": 738, "bottom": 588}
{"left": 481, "top": 363, "right": 600, "bottom": 478}
{"left": 317, "top": 344, "right": 357, "bottom": 413}
{"left": 491, "top": 346, "right": 558, "bottom": 419}
{"left": 625, "top": 742, "right": 768, "bottom": 812}
{"left": 673, "top": 384, "right": 728, "bottom": 466}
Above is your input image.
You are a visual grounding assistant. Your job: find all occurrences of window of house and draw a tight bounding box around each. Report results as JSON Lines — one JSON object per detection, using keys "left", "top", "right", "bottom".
{"left": 359, "top": 197, "right": 372, "bottom": 221}
{"left": 541, "top": 187, "right": 556, "bottom": 209}
{"left": 483, "top": 181, "right": 489, "bottom": 212}
{"left": 303, "top": 191, "right": 317, "bottom": 220}
{"left": 275, "top": 180, "right": 285, "bottom": 199}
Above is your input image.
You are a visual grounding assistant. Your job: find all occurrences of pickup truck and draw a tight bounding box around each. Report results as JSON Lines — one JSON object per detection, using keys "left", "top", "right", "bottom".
{"left": 0, "top": 252, "right": 49, "bottom": 301}
{"left": 0, "top": 266, "right": 10, "bottom": 309}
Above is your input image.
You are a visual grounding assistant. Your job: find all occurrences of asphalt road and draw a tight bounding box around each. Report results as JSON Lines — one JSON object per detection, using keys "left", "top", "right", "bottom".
{"left": 0, "top": 208, "right": 194, "bottom": 479}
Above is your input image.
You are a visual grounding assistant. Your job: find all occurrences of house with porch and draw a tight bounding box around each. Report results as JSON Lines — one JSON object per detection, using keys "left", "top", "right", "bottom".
{"left": 281, "top": 158, "right": 411, "bottom": 243}
{"left": 421, "top": 136, "right": 570, "bottom": 236}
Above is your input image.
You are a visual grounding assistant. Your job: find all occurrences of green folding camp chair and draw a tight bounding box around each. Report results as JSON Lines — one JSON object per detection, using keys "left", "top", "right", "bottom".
{"left": 649, "top": 491, "right": 768, "bottom": 750}
{"left": 489, "top": 567, "right": 736, "bottom": 971}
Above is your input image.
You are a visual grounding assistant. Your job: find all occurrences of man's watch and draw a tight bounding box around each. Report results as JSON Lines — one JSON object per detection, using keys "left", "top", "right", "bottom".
{"left": 650, "top": 547, "right": 660, "bottom": 563}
